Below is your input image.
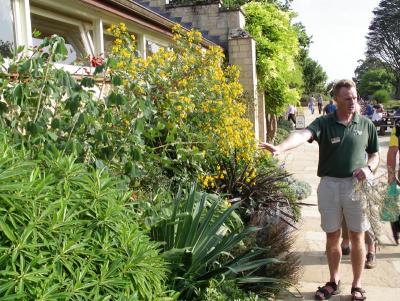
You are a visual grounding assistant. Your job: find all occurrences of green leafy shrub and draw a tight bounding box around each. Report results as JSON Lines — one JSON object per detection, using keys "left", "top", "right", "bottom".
{"left": 277, "top": 119, "right": 294, "bottom": 133}
{"left": 0, "top": 26, "right": 257, "bottom": 191}
{"left": 201, "top": 279, "right": 266, "bottom": 301}
{"left": 0, "top": 136, "right": 167, "bottom": 300}
{"left": 274, "top": 127, "right": 290, "bottom": 145}
{"left": 150, "top": 185, "right": 280, "bottom": 300}
{"left": 285, "top": 176, "right": 312, "bottom": 200}
{"left": 372, "top": 89, "right": 390, "bottom": 103}
{"left": 274, "top": 119, "right": 293, "bottom": 144}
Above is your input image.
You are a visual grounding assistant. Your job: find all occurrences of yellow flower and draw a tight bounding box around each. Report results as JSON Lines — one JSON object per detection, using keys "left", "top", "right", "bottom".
{"left": 119, "top": 22, "right": 127, "bottom": 32}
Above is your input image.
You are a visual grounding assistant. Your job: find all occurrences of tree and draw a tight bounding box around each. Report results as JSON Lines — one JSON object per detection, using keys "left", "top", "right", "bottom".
{"left": 0, "top": 40, "right": 13, "bottom": 58}
{"left": 244, "top": 1, "right": 301, "bottom": 141}
{"left": 357, "top": 68, "right": 395, "bottom": 99}
{"left": 301, "top": 57, "right": 328, "bottom": 95}
{"left": 354, "top": 56, "right": 384, "bottom": 80}
{"left": 366, "top": 0, "right": 400, "bottom": 98}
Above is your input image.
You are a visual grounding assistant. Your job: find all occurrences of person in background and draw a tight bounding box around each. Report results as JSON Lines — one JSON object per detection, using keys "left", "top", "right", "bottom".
{"left": 323, "top": 99, "right": 336, "bottom": 115}
{"left": 260, "top": 79, "right": 379, "bottom": 301}
{"left": 309, "top": 95, "right": 315, "bottom": 114}
{"left": 365, "top": 102, "right": 374, "bottom": 119}
{"left": 340, "top": 219, "right": 377, "bottom": 269}
{"left": 386, "top": 123, "right": 400, "bottom": 245}
{"left": 371, "top": 104, "right": 384, "bottom": 125}
{"left": 317, "top": 94, "right": 324, "bottom": 114}
{"left": 287, "top": 104, "right": 296, "bottom": 125}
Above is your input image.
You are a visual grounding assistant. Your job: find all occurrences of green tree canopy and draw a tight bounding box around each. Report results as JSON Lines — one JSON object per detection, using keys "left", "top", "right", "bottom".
{"left": 366, "top": 0, "right": 400, "bottom": 97}
{"left": 244, "top": 1, "right": 301, "bottom": 114}
{"left": 358, "top": 68, "right": 395, "bottom": 99}
{"left": 301, "top": 56, "right": 327, "bottom": 95}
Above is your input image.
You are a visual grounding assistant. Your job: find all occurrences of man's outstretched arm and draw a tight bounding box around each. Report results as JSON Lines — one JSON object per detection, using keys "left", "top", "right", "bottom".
{"left": 259, "top": 129, "right": 313, "bottom": 156}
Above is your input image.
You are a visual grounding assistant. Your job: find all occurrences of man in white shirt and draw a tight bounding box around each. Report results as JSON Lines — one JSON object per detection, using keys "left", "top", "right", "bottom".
{"left": 371, "top": 104, "right": 384, "bottom": 123}
{"left": 287, "top": 104, "right": 296, "bottom": 124}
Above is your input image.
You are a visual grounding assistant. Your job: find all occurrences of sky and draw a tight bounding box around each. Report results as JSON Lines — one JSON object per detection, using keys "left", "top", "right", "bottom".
{"left": 0, "top": 0, "right": 14, "bottom": 44}
{"left": 290, "top": 0, "right": 381, "bottom": 82}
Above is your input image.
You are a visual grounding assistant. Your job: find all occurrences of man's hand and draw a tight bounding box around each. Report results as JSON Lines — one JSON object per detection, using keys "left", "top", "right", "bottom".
{"left": 353, "top": 167, "right": 373, "bottom": 182}
{"left": 259, "top": 142, "right": 280, "bottom": 156}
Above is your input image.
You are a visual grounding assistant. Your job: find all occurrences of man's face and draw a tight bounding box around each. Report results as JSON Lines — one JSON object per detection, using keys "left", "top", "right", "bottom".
{"left": 335, "top": 87, "right": 357, "bottom": 115}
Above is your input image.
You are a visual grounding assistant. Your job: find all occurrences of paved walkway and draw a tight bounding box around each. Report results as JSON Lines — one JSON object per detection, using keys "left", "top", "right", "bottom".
{"left": 277, "top": 109, "right": 400, "bottom": 300}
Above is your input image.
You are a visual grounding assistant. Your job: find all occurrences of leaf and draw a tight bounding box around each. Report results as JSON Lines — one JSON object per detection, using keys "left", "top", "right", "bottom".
{"left": 47, "top": 131, "right": 58, "bottom": 141}
{"left": 112, "top": 75, "right": 123, "bottom": 86}
{"left": 16, "top": 45, "right": 26, "bottom": 53}
{"left": 32, "top": 29, "right": 41, "bottom": 38}
{"left": 0, "top": 218, "right": 16, "bottom": 242}
{"left": 17, "top": 59, "right": 32, "bottom": 73}
{"left": 81, "top": 77, "right": 95, "bottom": 88}
{"left": 52, "top": 38, "right": 68, "bottom": 61}
{"left": 94, "top": 64, "right": 106, "bottom": 75}
{"left": 0, "top": 293, "right": 27, "bottom": 300}
{"left": 135, "top": 119, "right": 144, "bottom": 133}
{"left": 236, "top": 276, "right": 280, "bottom": 284}
{"left": 13, "top": 84, "right": 24, "bottom": 105}
{"left": 107, "top": 92, "right": 117, "bottom": 105}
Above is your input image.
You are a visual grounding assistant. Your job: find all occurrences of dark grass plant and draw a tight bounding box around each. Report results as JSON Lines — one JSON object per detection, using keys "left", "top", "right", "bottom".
{"left": 246, "top": 214, "right": 302, "bottom": 296}
{"left": 210, "top": 153, "right": 301, "bottom": 226}
{"left": 0, "top": 135, "right": 168, "bottom": 300}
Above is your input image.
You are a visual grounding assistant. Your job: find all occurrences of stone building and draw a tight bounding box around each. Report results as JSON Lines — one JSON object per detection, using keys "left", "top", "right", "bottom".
{"left": 1, "top": 0, "right": 265, "bottom": 140}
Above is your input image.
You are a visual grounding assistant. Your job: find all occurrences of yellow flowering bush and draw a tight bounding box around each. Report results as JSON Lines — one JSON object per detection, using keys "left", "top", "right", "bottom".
{"left": 105, "top": 23, "right": 258, "bottom": 184}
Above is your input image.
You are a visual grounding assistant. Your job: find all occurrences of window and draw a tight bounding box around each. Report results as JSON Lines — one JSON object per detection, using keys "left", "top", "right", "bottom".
{"left": 30, "top": 13, "right": 91, "bottom": 65}
{"left": 0, "top": 0, "right": 15, "bottom": 58}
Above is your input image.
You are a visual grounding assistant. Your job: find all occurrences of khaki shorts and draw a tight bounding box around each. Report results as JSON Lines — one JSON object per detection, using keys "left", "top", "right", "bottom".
{"left": 317, "top": 176, "right": 370, "bottom": 233}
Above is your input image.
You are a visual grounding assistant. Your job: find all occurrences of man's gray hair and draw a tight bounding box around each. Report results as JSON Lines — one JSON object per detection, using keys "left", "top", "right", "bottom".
{"left": 332, "top": 79, "right": 356, "bottom": 98}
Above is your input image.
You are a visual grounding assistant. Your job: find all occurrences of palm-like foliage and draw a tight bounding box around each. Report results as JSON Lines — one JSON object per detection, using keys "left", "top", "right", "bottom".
{"left": 0, "top": 138, "right": 167, "bottom": 300}
{"left": 150, "top": 186, "right": 280, "bottom": 299}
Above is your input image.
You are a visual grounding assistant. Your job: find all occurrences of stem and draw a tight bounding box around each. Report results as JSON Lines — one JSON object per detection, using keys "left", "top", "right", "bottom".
{"left": 33, "top": 57, "right": 52, "bottom": 123}
{"left": 151, "top": 141, "right": 206, "bottom": 150}
{"left": 109, "top": 126, "right": 134, "bottom": 162}
{"left": 61, "top": 114, "right": 79, "bottom": 157}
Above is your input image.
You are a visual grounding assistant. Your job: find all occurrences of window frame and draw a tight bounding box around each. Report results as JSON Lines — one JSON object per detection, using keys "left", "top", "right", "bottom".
{"left": 9, "top": 0, "right": 174, "bottom": 74}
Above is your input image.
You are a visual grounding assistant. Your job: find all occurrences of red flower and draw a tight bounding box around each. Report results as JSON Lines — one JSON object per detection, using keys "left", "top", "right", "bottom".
{"left": 90, "top": 55, "right": 104, "bottom": 67}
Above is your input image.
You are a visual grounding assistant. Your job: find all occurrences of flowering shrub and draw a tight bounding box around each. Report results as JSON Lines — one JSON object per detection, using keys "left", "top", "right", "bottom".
{"left": 0, "top": 24, "right": 257, "bottom": 189}
{"left": 106, "top": 24, "right": 257, "bottom": 174}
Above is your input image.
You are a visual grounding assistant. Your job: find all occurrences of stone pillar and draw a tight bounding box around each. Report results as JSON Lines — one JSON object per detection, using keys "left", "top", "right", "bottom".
{"left": 228, "top": 30, "right": 259, "bottom": 139}
{"left": 93, "top": 19, "right": 104, "bottom": 56}
{"left": 257, "top": 90, "right": 266, "bottom": 142}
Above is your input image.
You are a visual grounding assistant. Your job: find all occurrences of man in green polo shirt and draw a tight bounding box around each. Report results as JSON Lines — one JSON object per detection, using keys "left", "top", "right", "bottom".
{"left": 260, "top": 79, "right": 379, "bottom": 301}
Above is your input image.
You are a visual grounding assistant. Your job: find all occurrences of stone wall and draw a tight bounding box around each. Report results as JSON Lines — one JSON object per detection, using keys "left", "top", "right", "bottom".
{"left": 166, "top": 2, "right": 245, "bottom": 49}
{"left": 228, "top": 35, "right": 259, "bottom": 139}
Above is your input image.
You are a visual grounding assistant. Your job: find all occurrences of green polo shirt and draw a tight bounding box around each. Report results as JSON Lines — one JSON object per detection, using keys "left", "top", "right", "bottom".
{"left": 306, "top": 112, "right": 379, "bottom": 178}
